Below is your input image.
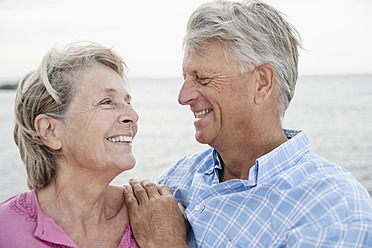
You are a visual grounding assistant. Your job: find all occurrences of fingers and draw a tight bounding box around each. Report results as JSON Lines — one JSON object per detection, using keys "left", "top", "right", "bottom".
{"left": 178, "top": 203, "right": 187, "bottom": 219}
{"left": 128, "top": 178, "right": 164, "bottom": 205}
{"left": 124, "top": 180, "right": 189, "bottom": 247}
{"left": 123, "top": 185, "right": 138, "bottom": 212}
{"left": 140, "top": 179, "right": 160, "bottom": 198}
{"left": 129, "top": 179, "right": 150, "bottom": 206}
{"left": 178, "top": 203, "right": 190, "bottom": 232}
{"left": 178, "top": 202, "right": 185, "bottom": 213}
{"left": 157, "top": 184, "right": 173, "bottom": 196}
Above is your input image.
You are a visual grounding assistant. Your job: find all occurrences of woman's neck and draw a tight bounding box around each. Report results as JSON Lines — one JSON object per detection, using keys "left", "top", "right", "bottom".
{"left": 36, "top": 164, "right": 126, "bottom": 225}
{"left": 36, "top": 175, "right": 128, "bottom": 247}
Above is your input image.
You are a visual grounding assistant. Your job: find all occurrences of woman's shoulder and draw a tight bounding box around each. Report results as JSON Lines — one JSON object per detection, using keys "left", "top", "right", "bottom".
{"left": 106, "top": 185, "right": 127, "bottom": 215}
{"left": 107, "top": 185, "right": 125, "bottom": 200}
{"left": 0, "top": 191, "right": 36, "bottom": 216}
{"left": 0, "top": 191, "right": 38, "bottom": 239}
{"left": 0, "top": 194, "right": 18, "bottom": 219}
{"left": 0, "top": 190, "right": 37, "bottom": 221}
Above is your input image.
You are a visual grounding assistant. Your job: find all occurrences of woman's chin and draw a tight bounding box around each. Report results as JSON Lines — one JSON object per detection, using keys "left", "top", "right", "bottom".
{"left": 118, "top": 156, "right": 136, "bottom": 171}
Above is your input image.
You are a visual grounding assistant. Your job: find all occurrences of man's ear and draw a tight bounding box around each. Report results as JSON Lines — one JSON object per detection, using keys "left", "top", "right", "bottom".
{"left": 34, "top": 114, "right": 62, "bottom": 150}
{"left": 254, "top": 63, "right": 275, "bottom": 104}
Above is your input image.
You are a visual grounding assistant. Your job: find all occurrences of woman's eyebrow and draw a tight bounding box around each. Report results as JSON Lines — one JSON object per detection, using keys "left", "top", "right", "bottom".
{"left": 102, "top": 88, "right": 117, "bottom": 94}
{"left": 100, "top": 88, "right": 131, "bottom": 101}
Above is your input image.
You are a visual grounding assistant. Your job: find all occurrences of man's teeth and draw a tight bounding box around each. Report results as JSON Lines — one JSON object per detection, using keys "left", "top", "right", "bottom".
{"left": 107, "top": 136, "right": 132, "bottom": 143}
{"left": 194, "top": 109, "right": 213, "bottom": 118}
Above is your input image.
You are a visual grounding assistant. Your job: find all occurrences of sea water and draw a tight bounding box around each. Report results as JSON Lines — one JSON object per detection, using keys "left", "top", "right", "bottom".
{"left": 0, "top": 75, "right": 371, "bottom": 201}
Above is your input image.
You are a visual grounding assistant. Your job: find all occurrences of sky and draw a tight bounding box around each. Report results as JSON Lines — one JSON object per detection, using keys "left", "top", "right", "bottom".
{"left": 0, "top": 0, "right": 371, "bottom": 80}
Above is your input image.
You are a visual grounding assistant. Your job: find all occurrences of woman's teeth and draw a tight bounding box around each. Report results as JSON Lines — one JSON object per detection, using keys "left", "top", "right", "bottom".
{"left": 107, "top": 136, "right": 132, "bottom": 143}
{"left": 194, "top": 109, "right": 213, "bottom": 118}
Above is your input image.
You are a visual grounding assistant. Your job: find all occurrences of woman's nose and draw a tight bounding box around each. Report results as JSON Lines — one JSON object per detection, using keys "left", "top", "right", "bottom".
{"left": 119, "top": 103, "right": 139, "bottom": 126}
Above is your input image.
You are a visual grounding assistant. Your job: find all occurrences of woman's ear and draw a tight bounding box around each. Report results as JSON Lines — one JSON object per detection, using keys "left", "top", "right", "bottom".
{"left": 254, "top": 63, "right": 275, "bottom": 104}
{"left": 34, "top": 114, "right": 62, "bottom": 150}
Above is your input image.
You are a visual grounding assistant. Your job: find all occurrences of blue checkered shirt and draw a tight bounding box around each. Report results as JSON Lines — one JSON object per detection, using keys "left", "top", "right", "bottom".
{"left": 156, "top": 130, "right": 372, "bottom": 247}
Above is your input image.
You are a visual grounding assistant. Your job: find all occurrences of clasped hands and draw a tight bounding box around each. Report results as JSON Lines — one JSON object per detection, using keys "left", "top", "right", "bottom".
{"left": 124, "top": 179, "right": 190, "bottom": 248}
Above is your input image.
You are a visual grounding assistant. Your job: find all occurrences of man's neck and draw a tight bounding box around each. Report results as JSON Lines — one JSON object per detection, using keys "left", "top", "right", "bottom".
{"left": 218, "top": 128, "right": 288, "bottom": 182}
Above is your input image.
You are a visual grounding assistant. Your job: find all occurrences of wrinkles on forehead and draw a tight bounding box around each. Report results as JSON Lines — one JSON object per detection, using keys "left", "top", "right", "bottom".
{"left": 183, "top": 42, "right": 240, "bottom": 81}
{"left": 184, "top": 41, "right": 244, "bottom": 76}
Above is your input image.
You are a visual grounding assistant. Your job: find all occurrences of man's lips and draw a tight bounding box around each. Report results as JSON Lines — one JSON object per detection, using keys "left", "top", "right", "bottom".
{"left": 194, "top": 109, "right": 213, "bottom": 119}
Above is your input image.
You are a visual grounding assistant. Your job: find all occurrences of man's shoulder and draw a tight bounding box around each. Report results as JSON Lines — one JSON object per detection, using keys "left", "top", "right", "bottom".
{"left": 156, "top": 148, "right": 215, "bottom": 183}
{"left": 298, "top": 152, "right": 368, "bottom": 192}
{"left": 178, "top": 147, "right": 215, "bottom": 163}
{"left": 279, "top": 153, "right": 372, "bottom": 217}
{"left": 168, "top": 148, "right": 214, "bottom": 170}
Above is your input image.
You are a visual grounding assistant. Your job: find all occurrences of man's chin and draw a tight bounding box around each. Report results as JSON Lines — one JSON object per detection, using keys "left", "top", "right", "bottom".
{"left": 195, "top": 132, "right": 210, "bottom": 145}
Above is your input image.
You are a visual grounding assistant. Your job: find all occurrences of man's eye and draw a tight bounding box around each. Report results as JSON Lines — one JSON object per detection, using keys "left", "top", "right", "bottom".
{"left": 196, "top": 77, "right": 211, "bottom": 85}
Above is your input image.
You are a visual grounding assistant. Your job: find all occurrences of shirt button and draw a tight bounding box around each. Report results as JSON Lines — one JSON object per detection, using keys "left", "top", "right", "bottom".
{"left": 194, "top": 204, "right": 201, "bottom": 211}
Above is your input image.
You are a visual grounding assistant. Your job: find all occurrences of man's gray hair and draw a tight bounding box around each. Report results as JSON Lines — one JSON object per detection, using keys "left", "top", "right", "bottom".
{"left": 183, "top": 0, "right": 303, "bottom": 119}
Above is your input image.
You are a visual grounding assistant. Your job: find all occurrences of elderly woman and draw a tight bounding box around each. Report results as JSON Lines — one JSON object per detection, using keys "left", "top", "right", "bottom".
{"left": 0, "top": 42, "right": 140, "bottom": 247}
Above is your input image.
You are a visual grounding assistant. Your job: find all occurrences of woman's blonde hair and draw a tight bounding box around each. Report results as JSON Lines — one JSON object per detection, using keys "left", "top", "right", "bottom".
{"left": 13, "top": 41, "right": 128, "bottom": 190}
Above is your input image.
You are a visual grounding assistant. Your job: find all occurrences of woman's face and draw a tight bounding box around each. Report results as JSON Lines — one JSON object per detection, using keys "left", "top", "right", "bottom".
{"left": 58, "top": 63, "right": 139, "bottom": 175}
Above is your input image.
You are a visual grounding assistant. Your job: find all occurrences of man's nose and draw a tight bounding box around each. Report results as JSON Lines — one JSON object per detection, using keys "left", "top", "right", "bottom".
{"left": 178, "top": 79, "right": 197, "bottom": 106}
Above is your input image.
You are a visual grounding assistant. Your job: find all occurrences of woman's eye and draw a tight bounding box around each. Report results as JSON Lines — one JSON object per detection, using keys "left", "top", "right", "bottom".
{"left": 101, "top": 99, "right": 112, "bottom": 105}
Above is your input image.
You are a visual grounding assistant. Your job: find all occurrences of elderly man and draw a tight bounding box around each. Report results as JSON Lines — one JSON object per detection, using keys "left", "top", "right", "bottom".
{"left": 124, "top": 0, "right": 372, "bottom": 247}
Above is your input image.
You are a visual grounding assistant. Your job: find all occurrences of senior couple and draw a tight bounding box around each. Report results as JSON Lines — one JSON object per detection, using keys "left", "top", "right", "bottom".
{"left": 1, "top": 0, "right": 371, "bottom": 247}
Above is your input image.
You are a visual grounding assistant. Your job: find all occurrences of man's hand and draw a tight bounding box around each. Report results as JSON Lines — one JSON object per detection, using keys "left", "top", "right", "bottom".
{"left": 123, "top": 179, "right": 190, "bottom": 248}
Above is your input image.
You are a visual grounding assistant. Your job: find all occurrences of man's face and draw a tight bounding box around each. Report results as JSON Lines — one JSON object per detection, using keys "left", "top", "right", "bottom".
{"left": 179, "top": 41, "right": 257, "bottom": 152}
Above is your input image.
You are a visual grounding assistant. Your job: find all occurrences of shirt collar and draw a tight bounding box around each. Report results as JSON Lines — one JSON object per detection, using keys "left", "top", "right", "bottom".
{"left": 255, "top": 129, "right": 310, "bottom": 185}
{"left": 206, "top": 129, "right": 311, "bottom": 185}
{"left": 204, "top": 149, "right": 222, "bottom": 175}
{"left": 32, "top": 190, "right": 78, "bottom": 247}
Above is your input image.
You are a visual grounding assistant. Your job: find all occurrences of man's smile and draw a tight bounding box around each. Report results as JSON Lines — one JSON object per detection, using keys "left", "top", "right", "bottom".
{"left": 194, "top": 109, "right": 213, "bottom": 119}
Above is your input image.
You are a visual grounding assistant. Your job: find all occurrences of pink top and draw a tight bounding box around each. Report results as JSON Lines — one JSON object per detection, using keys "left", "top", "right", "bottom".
{"left": 0, "top": 190, "right": 139, "bottom": 248}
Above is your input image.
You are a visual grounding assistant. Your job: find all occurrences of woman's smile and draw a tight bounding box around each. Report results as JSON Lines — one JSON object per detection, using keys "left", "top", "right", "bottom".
{"left": 106, "top": 135, "right": 133, "bottom": 144}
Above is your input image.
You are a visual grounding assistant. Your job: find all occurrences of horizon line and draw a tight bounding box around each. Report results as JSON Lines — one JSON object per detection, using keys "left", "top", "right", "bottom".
{"left": 1, "top": 73, "right": 372, "bottom": 84}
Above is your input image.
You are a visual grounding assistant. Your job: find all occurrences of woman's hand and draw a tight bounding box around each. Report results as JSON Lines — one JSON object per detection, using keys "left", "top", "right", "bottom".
{"left": 123, "top": 179, "right": 190, "bottom": 248}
